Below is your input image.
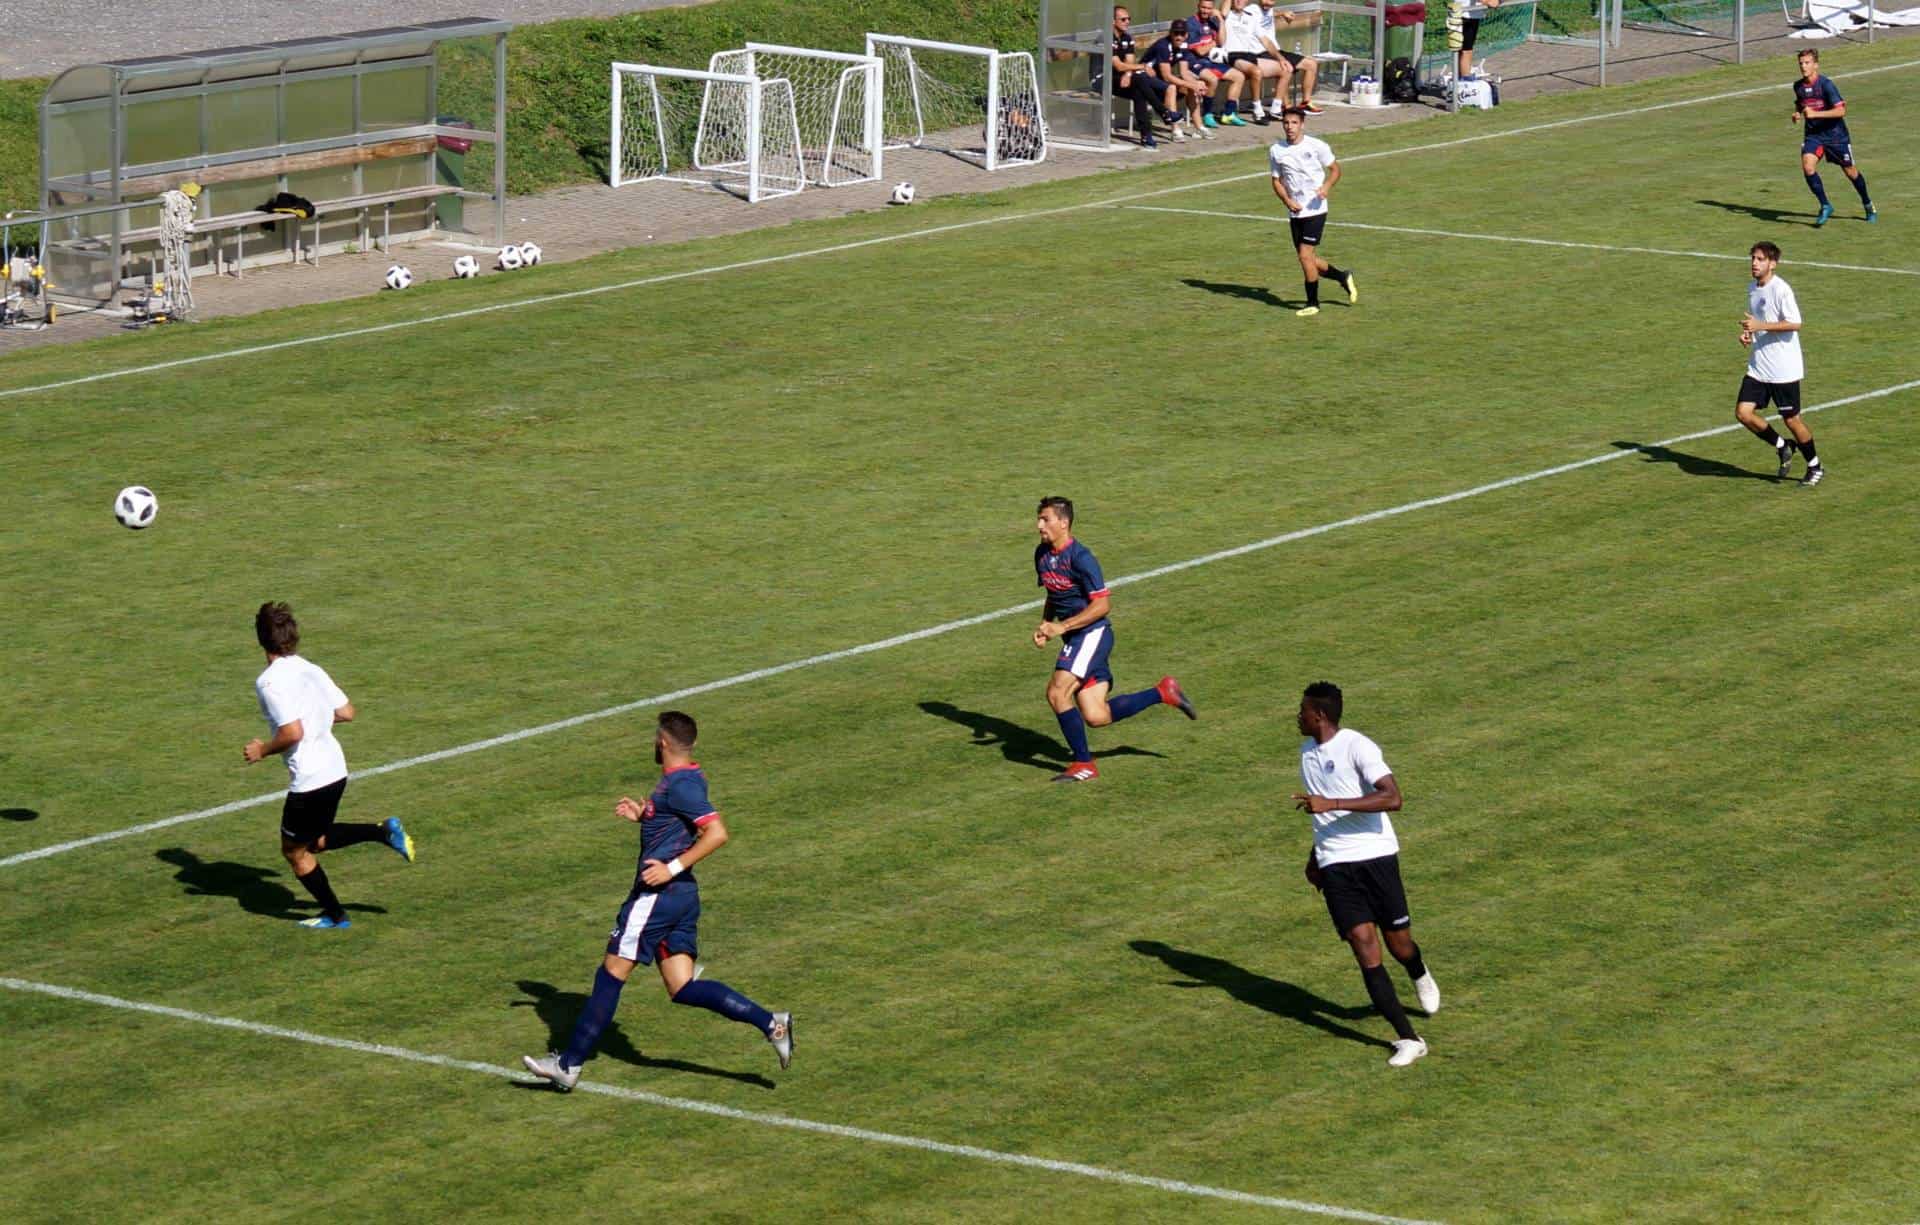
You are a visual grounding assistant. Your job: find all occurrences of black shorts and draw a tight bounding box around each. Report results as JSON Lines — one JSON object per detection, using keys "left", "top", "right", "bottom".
{"left": 1738, "top": 374, "right": 1802, "bottom": 416}
{"left": 1289, "top": 212, "right": 1328, "bottom": 246}
{"left": 280, "top": 777, "right": 346, "bottom": 846}
{"left": 1228, "top": 50, "right": 1274, "bottom": 71}
{"left": 1319, "top": 853, "right": 1412, "bottom": 936}
{"left": 1278, "top": 49, "right": 1305, "bottom": 67}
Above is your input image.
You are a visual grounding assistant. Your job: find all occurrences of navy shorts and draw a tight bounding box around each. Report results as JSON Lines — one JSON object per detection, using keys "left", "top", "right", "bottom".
{"left": 1055, "top": 623, "right": 1114, "bottom": 688}
{"left": 1802, "top": 133, "right": 1854, "bottom": 168}
{"left": 606, "top": 881, "right": 700, "bottom": 965}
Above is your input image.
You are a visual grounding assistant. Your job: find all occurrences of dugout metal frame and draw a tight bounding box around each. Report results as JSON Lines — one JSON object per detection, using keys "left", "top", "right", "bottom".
{"left": 29, "top": 19, "right": 511, "bottom": 309}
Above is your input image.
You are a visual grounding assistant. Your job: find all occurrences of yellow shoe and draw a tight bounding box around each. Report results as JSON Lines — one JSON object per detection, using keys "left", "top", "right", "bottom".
{"left": 1340, "top": 271, "right": 1358, "bottom": 303}
{"left": 1296, "top": 305, "right": 1320, "bottom": 317}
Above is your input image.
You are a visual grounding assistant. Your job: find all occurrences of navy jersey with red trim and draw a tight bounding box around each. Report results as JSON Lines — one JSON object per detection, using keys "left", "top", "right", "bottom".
{"left": 1795, "top": 75, "right": 1848, "bottom": 139}
{"left": 633, "top": 764, "right": 719, "bottom": 891}
{"left": 1035, "top": 538, "right": 1112, "bottom": 628}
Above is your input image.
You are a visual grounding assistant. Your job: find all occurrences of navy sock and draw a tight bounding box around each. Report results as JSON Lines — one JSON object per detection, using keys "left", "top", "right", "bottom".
{"left": 1805, "top": 172, "right": 1831, "bottom": 206}
{"left": 561, "top": 966, "right": 626, "bottom": 1069}
{"left": 672, "top": 978, "right": 774, "bottom": 1034}
{"left": 1107, "top": 687, "right": 1162, "bottom": 722}
{"left": 1848, "top": 171, "right": 1871, "bottom": 205}
{"left": 1055, "top": 707, "right": 1092, "bottom": 763}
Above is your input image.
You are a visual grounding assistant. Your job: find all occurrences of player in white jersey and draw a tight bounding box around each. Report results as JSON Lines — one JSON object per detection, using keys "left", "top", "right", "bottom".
{"left": 1268, "top": 108, "right": 1355, "bottom": 317}
{"left": 243, "top": 602, "right": 414, "bottom": 930}
{"left": 1735, "top": 241, "right": 1822, "bottom": 487}
{"left": 1292, "top": 681, "right": 1438, "bottom": 1068}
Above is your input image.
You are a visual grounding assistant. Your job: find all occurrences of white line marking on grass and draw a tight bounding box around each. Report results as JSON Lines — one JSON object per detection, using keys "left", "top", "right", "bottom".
{"left": 4, "top": 57, "right": 1915, "bottom": 406}
{"left": 8, "top": 376, "right": 1916, "bottom": 871}
{"left": 1120, "top": 205, "right": 1920, "bottom": 276}
{"left": 0, "top": 976, "right": 1438, "bottom": 1224}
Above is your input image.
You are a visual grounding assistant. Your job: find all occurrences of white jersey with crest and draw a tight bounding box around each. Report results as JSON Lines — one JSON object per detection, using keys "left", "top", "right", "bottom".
{"left": 1299, "top": 727, "right": 1400, "bottom": 866}
{"left": 1747, "top": 274, "right": 1804, "bottom": 383}
{"left": 1269, "top": 136, "right": 1336, "bottom": 217}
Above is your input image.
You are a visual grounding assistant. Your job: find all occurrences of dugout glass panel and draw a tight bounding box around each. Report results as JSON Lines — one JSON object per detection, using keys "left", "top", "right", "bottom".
{"left": 361, "top": 66, "right": 431, "bottom": 132}
{"left": 124, "top": 96, "right": 202, "bottom": 167}
{"left": 1039, "top": 0, "right": 1112, "bottom": 149}
{"left": 42, "top": 109, "right": 109, "bottom": 183}
{"left": 206, "top": 86, "right": 279, "bottom": 156}
{"left": 284, "top": 77, "right": 355, "bottom": 142}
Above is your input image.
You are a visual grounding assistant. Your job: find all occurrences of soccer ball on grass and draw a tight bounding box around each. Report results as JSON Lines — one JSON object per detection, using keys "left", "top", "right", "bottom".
{"left": 452, "top": 254, "right": 480, "bottom": 279}
{"left": 384, "top": 264, "right": 413, "bottom": 290}
{"left": 114, "top": 485, "right": 158, "bottom": 529}
{"left": 497, "top": 244, "right": 524, "bottom": 271}
{"left": 518, "top": 242, "right": 543, "bottom": 266}
{"left": 889, "top": 182, "right": 916, "bottom": 205}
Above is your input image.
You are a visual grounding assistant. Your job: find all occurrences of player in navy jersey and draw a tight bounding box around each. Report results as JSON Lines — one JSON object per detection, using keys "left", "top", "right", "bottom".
{"left": 1033, "top": 496, "right": 1196, "bottom": 783}
{"left": 1792, "top": 49, "right": 1874, "bottom": 227}
{"left": 523, "top": 711, "right": 791, "bottom": 1091}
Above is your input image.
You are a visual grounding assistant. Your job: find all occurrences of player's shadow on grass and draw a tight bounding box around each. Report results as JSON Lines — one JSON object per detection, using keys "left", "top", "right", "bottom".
{"left": 1, "top": 807, "right": 38, "bottom": 821}
{"left": 1696, "top": 199, "right": 1818, "bottom": 226}
{"left": 1182, "top": 278, "right": 1300, "bottom": 310}
{"left": 1611, "top": 440, "right": 1777, "bottom": 482}
{"left": 511, "top": 980, "right": 775, "bottom": 1090}
{"left": 155, "top": 847, "right": 387, "bottom": 921}
{"left": 1129, "top": 940, "right": 1392, "bottom": 1049}
{"left": 919, "top": 701, "right": 1165, "bottom": 773}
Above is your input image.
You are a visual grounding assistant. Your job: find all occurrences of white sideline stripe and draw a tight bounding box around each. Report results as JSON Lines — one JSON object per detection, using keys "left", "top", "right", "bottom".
{"left": 0, "top": 976, "right": 1437, "bottom": 1223}
{"left": 3, "top": 56, "right": 1916, "bottom": 406}
{"left": 1119, "top": 205, "right": 1920, "bottom": 276}
{"left": 7, "top": 374, "right": 1916, "bottom": 871}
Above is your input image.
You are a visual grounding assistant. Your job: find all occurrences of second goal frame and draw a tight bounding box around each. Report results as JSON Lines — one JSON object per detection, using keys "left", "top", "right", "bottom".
{"left": 864, "top": 33, "right": 1047, "bottom": 172}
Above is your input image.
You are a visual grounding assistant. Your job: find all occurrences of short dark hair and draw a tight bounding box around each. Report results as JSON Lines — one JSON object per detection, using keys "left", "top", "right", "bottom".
{"left": 1037, "top": 496, "right": 1075, "bottom": 524}
{"left": 255, "top": 602, "right": 299, "bottom": 655}
{"left": 1751, "top": 240, "right": 1781, "bottom": 261}
{"left": 1170, "top": 18, "right": 1190, "bottom": 34}
{"left": 1281, "top": 106, "right": 1307, "bottom": 120}
{"left": 1302, "top": 680, "right": 1343, "bottom": 724}
{"left": 1798, "top": 48, "right": 1819, "bottom": 60}
{"left": 658, "top": 710, "right": 699, "bottom": 749}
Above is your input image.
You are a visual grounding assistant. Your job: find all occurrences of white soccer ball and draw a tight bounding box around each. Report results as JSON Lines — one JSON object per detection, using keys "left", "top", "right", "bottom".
{"left": 452, "top": 254, "right": 480, "bottom": 279}
{"left": 114, "top": 485, "right": 158, "bottom": 530}
{"left": 498, "top": 244, "right": 525, "bottom": 271}
{"left": 384, "top": 264, "right": 413, "bottom": 290}
{"left": 518, "top": 241, "right": 543, "bottom": 267}
{"left": 889, "top": 182, "right": 916, "bottom": 205}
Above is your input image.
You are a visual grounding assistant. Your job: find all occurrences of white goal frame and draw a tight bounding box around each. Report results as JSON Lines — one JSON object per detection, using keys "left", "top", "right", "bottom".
{"left": 863, "top": 34, "right": 1047, "bottom": 171}
{"left": 708, "top": 43, "right": 883, "bottom": 187}
{"left": 610, "top": 62, "right": 806, "bottom": 203}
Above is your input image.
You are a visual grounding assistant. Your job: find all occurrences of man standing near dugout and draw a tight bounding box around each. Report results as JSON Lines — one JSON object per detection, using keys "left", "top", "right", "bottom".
{"left": 1268, "top": 108, "right": 1355, "bottom": 317}
{"left": 1736, "top": 240, "right": 1822, "bottom": 487}
{"left": 1292, "top": 681, "right": 1438, "bottom": 1068}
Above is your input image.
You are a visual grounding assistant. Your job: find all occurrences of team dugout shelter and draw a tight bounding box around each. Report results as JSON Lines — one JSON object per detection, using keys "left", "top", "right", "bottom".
{"left": 35, "top": 19, "right": 510, "bottom": 308}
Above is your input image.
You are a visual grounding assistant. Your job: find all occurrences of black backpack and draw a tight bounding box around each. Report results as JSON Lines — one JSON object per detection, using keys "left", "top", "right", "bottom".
{"left": 1386, "top": 57, "right": 1417, "bottom": 103}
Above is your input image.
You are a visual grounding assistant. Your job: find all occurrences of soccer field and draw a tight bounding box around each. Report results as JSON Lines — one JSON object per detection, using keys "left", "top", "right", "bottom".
{"left": 5, "top": 40, "right": 1919, "bottom": 1224}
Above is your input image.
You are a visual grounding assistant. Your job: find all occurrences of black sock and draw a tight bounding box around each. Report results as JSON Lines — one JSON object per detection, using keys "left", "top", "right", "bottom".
{"left": 1323, "top": 264, "right": 1346, "bottom": 286}
{"left": 1800, "top": 439, "right": 1819, "bottom": 465}
{"left": 296, "top": 865, "right": 346, "bottom": 922}
{"left": 1393, "top": 942, "right": 1427, "bottom": 982}
{"left": 1305, "top": 278, "right": 1320, "bottom": 306}
{"left": 1849, "top": 171, "right": 1871, "bottom": 205}
{"left": 324, "top": 823, "right": 384, "bottom": 849}
{"left": 1362, "top": 964, "right": 1419, "bottom": 1041}
{"left": 1756, "top": 424, "right": 1785, "bottom": 450}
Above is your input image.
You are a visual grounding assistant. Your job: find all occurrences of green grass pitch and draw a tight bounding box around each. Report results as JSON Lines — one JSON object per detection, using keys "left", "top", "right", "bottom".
{"left": 4, "top": 41, "right": 1918, "bottom": 1224}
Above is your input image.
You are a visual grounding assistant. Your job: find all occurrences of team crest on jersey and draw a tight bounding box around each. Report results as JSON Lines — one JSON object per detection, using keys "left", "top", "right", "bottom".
{"left": 1040, "top": 567, "right": 1075, "bottom": 592}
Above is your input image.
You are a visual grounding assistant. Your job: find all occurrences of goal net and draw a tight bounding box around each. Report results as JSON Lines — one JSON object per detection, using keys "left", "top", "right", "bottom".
{"left": 863, "top": 35, "right": 1046, "bottom": 171}
{"left": 708, "top": 44, "right": 882, "bottom": 187}
{"left": 611, "top": 63, "right": 805, "bottom": 202}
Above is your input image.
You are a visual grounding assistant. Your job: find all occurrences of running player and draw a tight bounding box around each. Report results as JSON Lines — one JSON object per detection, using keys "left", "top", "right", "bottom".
{"left": 243, "top": 601, "right": 414, "bottom": 931}
{"left": 1736, "top": 241, "right": 1822, "bottom": 487}
{"left": 1269, "top": 107, "right": 1355, "bottom": 317}
{"left": 1292, "top": 681, "right": 1439, "bottom": 1069}
{"left": 1792, "top": 49, "right": 1874, "bottom": 227}
{"left": 523, "top": 711, "right": 791, "bottom": 1090}
{"left": 1033, "top": 497, "right": 1196, "bottom": 784}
